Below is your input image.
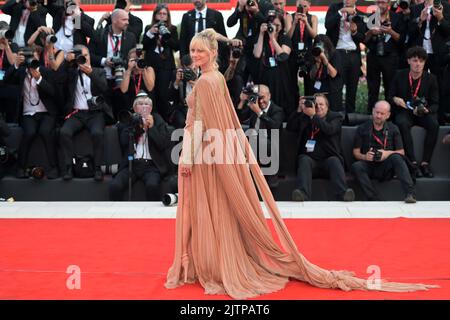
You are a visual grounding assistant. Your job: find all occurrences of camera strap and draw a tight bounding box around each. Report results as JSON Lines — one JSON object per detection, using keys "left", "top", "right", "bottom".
{"left": 316, "top": 64, "right": 324, "bottom": 80}
{"left": 78, "top": 70, "right": 90, "bottom": 101}
{"left": 371, "top": 125, "right": 388, "bottom": 149}
{"left": 268, "top": 40, "right": 276, "bottom": 57}
{"left": 310, "top": 123, "right": 320, "bottom": 139}
{"left": 408, "top": 73, "right": 422, "bottom": 99}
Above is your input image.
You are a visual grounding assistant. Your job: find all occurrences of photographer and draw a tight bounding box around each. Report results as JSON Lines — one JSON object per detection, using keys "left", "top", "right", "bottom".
{"left": 143, "top": 4, "right": 179, "bottom": 121}
{"left": 167, "top": 54, "right": 198, "bottom": 129}
{"left": 288, "top": 0, "right": 318, "bottom": 97}
{"left": 325, "top": 0, "right": 367, "bottom": 115}
{"left": 0, "top": 0, "right": 47, "bottom": 48}
{"left": 253, "top": 10, "right": 295, "bottom": 117}
{"left": 351, "top": 100, "right": 416, "bottom": 202}
{"left": 119, "top": 48, "right": 155, "bottom": 111}
{"left": 271, "top": 0, "right": 293, "bottom": 33}
{"left": 89, "top": 8, "right": 136, "bottom": 120}
{"left": 309, "top": 34, "right": 344, "bottom": 112}
{"left": 365, "top": 0, "right": 405, "bottom": 111}
{"left": 224, "top": 43, "right": 246, "bottom": 108}
{"left": 5, "top": 46, "right": 59, "bottom": 179}
{"left": 26, "top": 26, "right": 64, "bottom": 71}
{"left": 0, "top": 21, "right": 20, "bottom": 123}
{"left": 389, "top": 46, "right": 439, "bottom": 178}
{"left": 287, "top": 94, "right": 354, "bottom": 202}
{"left": 109, "top": 94, "right": 174, "bottom": 201}
{"left": 59, "top": 45, "right": 112, "bottom": 181}
{"left": 46, "top": 0, "right": 95, "bottom": 53}
{"left": 236, "top": 83, "right": 284, "bottom": 187}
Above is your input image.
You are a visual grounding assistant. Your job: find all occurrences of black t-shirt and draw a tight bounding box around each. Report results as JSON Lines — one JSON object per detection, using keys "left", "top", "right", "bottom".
{"left": 354, "top": 120, "right": 404, "bottom": 154}
{"left": 300, "top": 122, "right": 330, "bottom": 161}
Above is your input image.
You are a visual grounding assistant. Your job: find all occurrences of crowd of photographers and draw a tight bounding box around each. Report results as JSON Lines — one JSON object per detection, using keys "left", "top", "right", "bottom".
{"left": 0, "top": 0, "right": 449, "bottom": 202}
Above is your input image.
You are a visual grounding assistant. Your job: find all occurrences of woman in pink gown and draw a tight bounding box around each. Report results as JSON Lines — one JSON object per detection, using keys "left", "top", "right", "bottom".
{"left": 165, "top": 29, "right": 438, "bottom": 299}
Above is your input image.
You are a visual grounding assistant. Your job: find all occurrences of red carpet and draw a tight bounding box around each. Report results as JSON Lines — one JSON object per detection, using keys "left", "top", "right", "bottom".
{"left": 0, "top": 218, "right": 448, "bottom": 300}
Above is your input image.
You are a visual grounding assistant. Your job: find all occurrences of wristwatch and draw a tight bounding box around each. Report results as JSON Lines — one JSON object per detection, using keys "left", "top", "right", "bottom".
{"left": 258, "top": 110, "right": 264, "bottom": 117}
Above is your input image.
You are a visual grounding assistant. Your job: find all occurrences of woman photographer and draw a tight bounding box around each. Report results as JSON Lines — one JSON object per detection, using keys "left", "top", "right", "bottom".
{"left": 309, "top": 34, "right": 343, "bottom": 112}
{"left": 253, "top": 10, "right": 294, "bottom": 117}
{"left": 27, "top": 26, "right": 65, "bottom": 71}
{"left": 288, "top": 0, "right": 318, "bottom": 97}
{"left": 120, "top": 48, "right": 155, "bottom": 111}
{"left": 143, "top": 3, "right": 179, "bottom": 121}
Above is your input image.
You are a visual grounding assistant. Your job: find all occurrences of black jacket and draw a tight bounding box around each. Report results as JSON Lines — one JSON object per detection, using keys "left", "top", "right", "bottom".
{"left": 88, "top": 25, "right": 137, "bottom": 68}
{"left": 237, "top": 101, "right": 284, "bottom": 132}
{"left": 286, "top": 110, "right": 345, "bottom": 165}
{"left": 325, "top": 3, "right": 366, "bottom": 52}
{"left": 409, "top": 2, "right": 450, "bottom": 66}
{"left": 47, "top": 3, "right": 95, "bottom": 47}
{"left": 388, "top": 68, "right": 440, "bottom": 114}
{"left": 179, "top": 8, "right": 228, "bottom": 58}
{"left": 1, "top": 0, "right": 47, "bottom": 46}
{"left": 60, "top": 62, "right": 113, "bottom": 121}
{"left": 118, "top": 113, "right": 173, "bottom": 176}
{"left": 4, "top": 65, "right": 58, "bottom": 118}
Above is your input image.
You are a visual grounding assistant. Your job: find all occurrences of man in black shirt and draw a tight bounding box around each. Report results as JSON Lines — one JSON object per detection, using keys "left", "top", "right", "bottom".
{"left": 389, "top": 46, "right": 439, "bottom": 178}
{"left": 351, "top": 100, "right": 416, "bottom": 203}
{"left": 286, "top": 94, "right": 354, "bottom": 201}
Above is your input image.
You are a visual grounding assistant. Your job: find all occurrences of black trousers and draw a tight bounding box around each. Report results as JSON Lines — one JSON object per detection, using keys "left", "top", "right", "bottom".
{"left": 351, "top": 153, "right": 415, "bottom": 200}
{"left": 296, "top": 154, "right": 348, "bottom": 200}
{"left": 366, "top": 53, "right": 398, "bottom": 111}
{"left": 106, "top": 80, "right": 127, "bottom": 121}
{"left": 153, "top": 69, "right": 173, "bottom": 121}
{"left": 394, "top": 111, "right": 439, "bottom": 163}
{"left": 59, "top": 110, "right": 105, "bottom": 167}
{"left": 0, "top": 84, "right": 20, "bottom": 123}
{"left": 109, "top": 159, "right": 162, "bottom": 201}
{"left": 336, "top": 49, "right": 361, "bottom": 113}
{"left": 18, "top": 112, "right": 57, "bottom": 168}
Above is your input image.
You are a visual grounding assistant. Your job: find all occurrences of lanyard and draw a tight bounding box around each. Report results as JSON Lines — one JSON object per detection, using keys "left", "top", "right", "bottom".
{"left": 27, "top": 74, "right": 40, "bottom": 106}
{"left": 408, "top": 73, "right": 422, "bottom": 99}
{"left": 316, "top": 64, "right": 324, "bottom": 80}
{"left": 134, "top": 73, "right": 142, "bottom": 95}
{"left": 44, "top": 49, "right": 49, "bottom": 68}
{"left": 0, "top": 50, "right": 4, "bottom": 70}
{"left": 299, "top": 21, "right": 305, "bottom": 43}
{"left": 372, "top": 127, "right": 388, "bottom": 149}
{"left": 310, "top": 123, "right": 320, "bottom": 139}
{"left": 268, "top": 40, "right": 275, "bottom": 57}
{"left": 109, "top": 34, "right": 121, "bottom": 55}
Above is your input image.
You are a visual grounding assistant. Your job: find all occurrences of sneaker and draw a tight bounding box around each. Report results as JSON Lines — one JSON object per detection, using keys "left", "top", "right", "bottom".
{"left": 292, "top": 189, "right": 307, "bottom": 202}
{"left": 94, "top": 168, "right": 104, "bottom": 181}
{"left": 343, "top": 188, "right": 355, "bottom": 202}
{"left": 404, "top": 194, "right": 417, "bottom": 204}
{"left": 420, "top": 163, "right": 434, "bottom": 178}
{"left": 47, "top": 167, "right": 59, "bottom": 180}
{"left": 63, "top": 166, "right": 73, "bottom": 181}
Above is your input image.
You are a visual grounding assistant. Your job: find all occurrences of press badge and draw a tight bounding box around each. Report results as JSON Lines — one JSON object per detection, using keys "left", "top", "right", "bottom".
{"left": 0, "top": 70, "right": 5, "bottom": 81}
{"left": 269, "top": 57, "right": 277, "bottom": 67}
{"left": 314, "top": 81, "right": 322, "bottom": 90}
{"left": 298, "top": 42, "right": 305, "bottom": 51}
{"left": 305, "top": 139, "right": 316, "bottom": 152}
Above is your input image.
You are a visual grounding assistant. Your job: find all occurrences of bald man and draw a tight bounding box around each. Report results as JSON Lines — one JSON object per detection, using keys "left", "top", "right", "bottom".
{"left": 351, "top": 100, "right": 416, "bottom": 203}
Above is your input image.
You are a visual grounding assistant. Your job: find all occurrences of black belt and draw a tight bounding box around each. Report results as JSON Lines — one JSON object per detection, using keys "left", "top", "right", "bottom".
{"left": 337, "top": 49, "right": 358, "bottom": 54}
{"left": 133, "top": 158, "right": 153, "bottom": 163}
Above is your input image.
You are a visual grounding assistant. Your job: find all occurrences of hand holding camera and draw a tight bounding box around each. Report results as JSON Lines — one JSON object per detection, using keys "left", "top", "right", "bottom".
{"left": 259, "top": 23, "right": 268, "bottom": 35}
{"left": 301, "top": 98, "right": 316, "bottom": 117}
{"left": 245, "top": 0, "right": 259, "bottom": 13}
{"left": 29, "top": 66, "right": 41, "bottom": 80}
{"left": 78, "top": 62, "right": 92, "bottom": 75}
{"left": 143, "top": 114, "right": 154, "bottom": 130}
{"left": 432, "top": 4, "right": 444, "bottom": 22}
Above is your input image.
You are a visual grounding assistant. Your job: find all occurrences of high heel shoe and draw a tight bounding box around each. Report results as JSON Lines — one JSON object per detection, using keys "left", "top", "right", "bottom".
{"left": 181, "top": 253, "right": 189, "bottom": 283}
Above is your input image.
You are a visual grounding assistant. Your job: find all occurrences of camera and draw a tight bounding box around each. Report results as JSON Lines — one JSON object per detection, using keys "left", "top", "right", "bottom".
{"left": 182, "top": 67, "right": 198, "bottom": 82}
{"left": 297, "top": 5, "right": 304, "bottom": 14}
{"left": 120, "top": 110, "right": 145, "bottom": 138}
{"left": 398, "top": 0, "right": 410, "bottom": 10}
{"left": 346, "top": 13, "right": 363, "bottom": 24}
{"left": 296, "top": 52, "right": 309, "bottom": 77}
{"left": 136, "top": 59, "right": 147, "bottom": 69}
{"left": 371, "top": 148, "right": 383, "bottom": 162}
{"left": 266, "top": 10, "right": 276, "bottom": 33}
{"left": 111, "top": 56, "right": 126, "bottom": 86}
{"left": 70, "top": 48, "right": 87, "bottom": 65}
{"left": 0, "top": 29, "right": 14, "bottom": 40}
{"left": 375, "top": 34, "right": 385, "bottom": 56}
{"left": 229, "top": 43, "right": 242, "bottom": 59}
{"left": 19, "top": 47, "right": 40, "bottom": 69}
{"left": 433, "top": 0, "right": 442, "bottom": 8}
{"left": 246, "top": 0, "right": 255, "bottom": 6}
{"left": 311, "top": 41, "right": 325, "bottom": 57}
{"left": 411, "top": 97, "right": 428, "bottom": 117}
{"left": 87, "top": 96, "right": 105, "bottom": 111}
{"left": 136, "top": 43, "right": 143, "bottom": 57}
{"left": 242, "top": 83, "right": 260, "bottom": 104}
{"left": 44, "top": 33, "right": 57, "bottom": 44}
{"left": 302, "top": 96, "right": 316, "bottom": 108}
{"left": 162, "top": 193, "right": 178, "bottom": 206}
{"left": 0, "top": 146, "right": 8, "bottom": 164}
{"left": 156, "top": 22, "right": 171, "bottom": 41}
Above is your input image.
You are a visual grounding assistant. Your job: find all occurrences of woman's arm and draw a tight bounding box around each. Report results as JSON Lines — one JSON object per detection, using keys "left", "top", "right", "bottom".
{"left": 253, "top": 24, "right": 266, "bottom": 58}
{"left": 143, "top": 66, "right": 155, "bottom": 92}
{"left": 48, "top": 48, "right": 64, "bottom": 71}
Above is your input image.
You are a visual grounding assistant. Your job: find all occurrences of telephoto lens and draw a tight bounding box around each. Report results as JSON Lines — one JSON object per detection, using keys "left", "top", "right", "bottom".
{"left": 163, "top": 193, "right": 179, "bottom": 206}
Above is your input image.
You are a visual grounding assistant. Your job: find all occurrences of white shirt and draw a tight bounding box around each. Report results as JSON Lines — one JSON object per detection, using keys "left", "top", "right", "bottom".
{"left": 13, "top": 9, "right": 29, "bottom": 48}
{"left": 336, "top": 9, "right": 357, "bottom": 51}
{"left": 423, "top": 6, "right": 434, "bottom": 54}
{"left": 101, "top": 33, "right": 122, "bottom": 79}
{"left": 55, "top": 16, "right": 74, "bottom": 53}
{"left": 255, "top": 101, "right": 271, "bottom": 131}
{"left": 195, "top": 7, "right": 207, "bottom": 34}
{"left": 22, "top": 71, "right": 47, "bottom": 116}
{"left": 73, "top": 71, "right": 92, "bottom": 110}
{"left": 134, "top": 130, "right": 152, "bottom": 160}
{"left": 145, "top": 28, "right": 165, "bottom": 55}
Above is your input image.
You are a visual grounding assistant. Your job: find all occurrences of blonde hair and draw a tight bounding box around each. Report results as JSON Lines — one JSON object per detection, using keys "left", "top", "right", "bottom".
{"left": 133, "top": 96, "right": 152, "bottom": 110}
{"left": 189, "top": 28, "right": 219, "bottom": 70}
